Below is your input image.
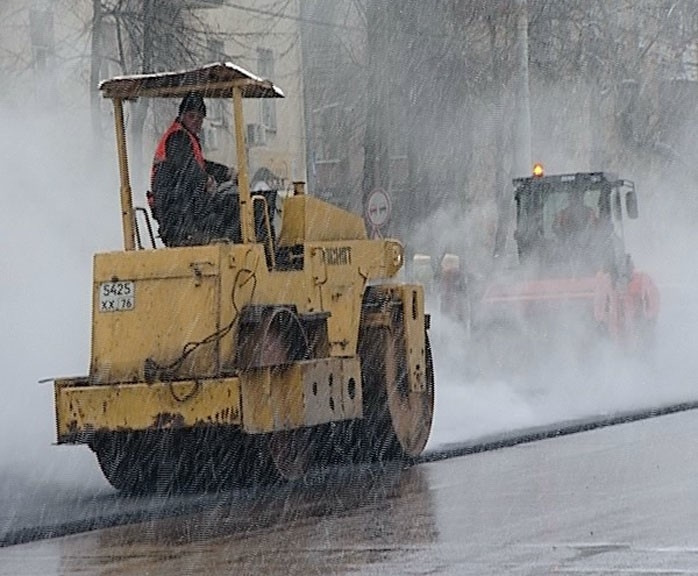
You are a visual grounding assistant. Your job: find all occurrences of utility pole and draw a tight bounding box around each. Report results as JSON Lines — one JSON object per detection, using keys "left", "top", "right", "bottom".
{"left": 513, "top": 0, "right": 531, "bottom": 177}
{"left": 129, "top": 0, "right": 155, "bottom": 192}
{"left": 493, "top": 0, "right": 531, "bottom": 260}
{"left": 362, "top": 0, "right": 391, "bottom": 232}
{"left": 89, "top": 0, "right": 103, "bottom": 157}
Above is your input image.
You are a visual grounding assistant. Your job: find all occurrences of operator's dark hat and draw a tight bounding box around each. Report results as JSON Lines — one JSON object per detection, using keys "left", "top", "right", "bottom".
{"left": 178, "top": 92, "right": 206, "bottom": 117}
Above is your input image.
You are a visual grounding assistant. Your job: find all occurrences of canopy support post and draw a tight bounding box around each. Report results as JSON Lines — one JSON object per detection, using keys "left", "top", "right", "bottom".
{"left": 233, "top": 86, "right": 254, "bottom": 244}
{"left": 113, "top": 98, "right": 136, "bottom": 251}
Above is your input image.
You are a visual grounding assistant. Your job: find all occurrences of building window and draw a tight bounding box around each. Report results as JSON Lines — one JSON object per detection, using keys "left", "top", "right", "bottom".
{"left": 29, "top": 9, "right": 54, "bottom": 70}
{"left": 208, "top": 38, "right": 224, "bottom": 62}
{"left": 679, "top": 42, "right": 698, "bottom": 82}
{"left": 257, "top": 48, "right": 277, "bottom": 132}
{"left": 206, "top": 38, "right": 227, "bottom": 129}
{"left": 312, "top": 103, "right": 340, "bottom": 163}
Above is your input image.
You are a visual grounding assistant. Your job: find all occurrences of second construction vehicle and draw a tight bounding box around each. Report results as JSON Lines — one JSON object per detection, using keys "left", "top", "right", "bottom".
{"left": 53, "top": 63, "right": 434, "bottom": 493}
{"left": 442, "top": 163, "right": 660, "bottom": 372}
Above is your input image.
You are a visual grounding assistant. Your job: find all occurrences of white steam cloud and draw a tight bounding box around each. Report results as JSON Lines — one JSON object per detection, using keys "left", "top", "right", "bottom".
{"left": 1, "top": 77, "right": 696, "bottom": 488}
{"left": 0, "top": 102, "right": 118, "bottom": 487}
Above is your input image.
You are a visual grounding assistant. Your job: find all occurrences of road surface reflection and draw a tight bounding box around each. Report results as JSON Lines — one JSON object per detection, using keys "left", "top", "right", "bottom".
{"left": 53, "top": 464, "right": 437, "bottom": 576}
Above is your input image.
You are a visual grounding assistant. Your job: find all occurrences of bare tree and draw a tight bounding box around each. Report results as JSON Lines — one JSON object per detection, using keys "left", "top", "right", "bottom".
{"left": 89, "top": 0, "right": 213, "bottom": 185}
{"left": 361, "top": 0, "right": 391, "bottom": 225}
{"left": 90, "top": 0, "right": 105, "bottom": 155}
{"left": 296, "top": 0, "right": 698, "bottom": 264}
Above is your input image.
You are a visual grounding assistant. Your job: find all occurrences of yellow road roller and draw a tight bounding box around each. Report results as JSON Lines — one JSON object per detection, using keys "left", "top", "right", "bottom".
{"left": 53, "top": 62, "right": 434, "bottom": 493}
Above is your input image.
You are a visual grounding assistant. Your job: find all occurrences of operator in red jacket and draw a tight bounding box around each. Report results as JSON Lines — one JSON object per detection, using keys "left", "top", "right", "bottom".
{"left": 149, "top": 92, "right": 236, "bottom": 246}
{"left": 553, "top": 191, "right": 598, "bottom": 240}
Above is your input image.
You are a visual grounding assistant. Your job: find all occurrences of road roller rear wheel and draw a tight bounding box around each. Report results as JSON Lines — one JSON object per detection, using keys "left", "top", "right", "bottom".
{"left": 171, "top": 429, "right": 275, "bottom": 491}
{"left": 91, "top": 431, "right": 164, "bottom": 495}
{"left": 91, "top": 429, "right": 273, "bottom": 494}
{"left": 267, "top": 428, "right": 314, "bottom": 481}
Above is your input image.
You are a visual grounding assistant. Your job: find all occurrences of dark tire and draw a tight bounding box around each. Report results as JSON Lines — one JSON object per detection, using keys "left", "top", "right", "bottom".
{"left": 90, "top": 431, "right": 167, "bottom": 495}
{"left": 91, "top": 428, "right": 274, "bottom": 495}
{"left": 267, "top": 428, "right": 315, "bottom": 481}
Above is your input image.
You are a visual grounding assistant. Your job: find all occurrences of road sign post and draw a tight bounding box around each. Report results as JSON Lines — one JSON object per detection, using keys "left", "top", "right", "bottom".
{"left": 365, "top": 187, "right": 392, "bottom": 238}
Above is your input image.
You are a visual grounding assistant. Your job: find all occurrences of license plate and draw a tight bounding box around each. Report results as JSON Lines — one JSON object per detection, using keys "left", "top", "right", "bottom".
{"left": 99, "top": 281, "right": 135, "bottom": 312}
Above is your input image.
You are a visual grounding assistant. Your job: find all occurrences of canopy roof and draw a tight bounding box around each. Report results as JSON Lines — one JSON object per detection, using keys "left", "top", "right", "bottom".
{"left": 513, "top": 172, "right": 618, "bottom": 190}
{"left": 99, "top": 61, "right": 284, "bottom": 100}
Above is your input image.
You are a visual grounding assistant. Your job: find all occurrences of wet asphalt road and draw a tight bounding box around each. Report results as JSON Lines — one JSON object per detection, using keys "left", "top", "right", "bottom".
{"left": 1, "top": 281, "right": 696, "bottom": 573}
{"left": 2, "top": 408, "right": 698, "bottom": 575}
